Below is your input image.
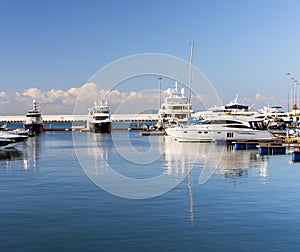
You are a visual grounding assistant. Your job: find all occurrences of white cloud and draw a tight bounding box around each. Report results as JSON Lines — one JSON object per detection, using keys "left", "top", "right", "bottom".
{"left": 1, "top": 83, "right": 286, "bottom": 116}
{"left": 0, "top": 82, "right": 163, "bottom": 115}
{"left": 22, "top": 88, "right": 44, "bottom": 100}
{"left": 0, "top": 91, "right": 8, "bottom": 103}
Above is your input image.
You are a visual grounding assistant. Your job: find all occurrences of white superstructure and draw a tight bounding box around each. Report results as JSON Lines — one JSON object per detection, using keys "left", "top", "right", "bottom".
{"left": 157, "top": 81, "right": 193, "bottom": 128}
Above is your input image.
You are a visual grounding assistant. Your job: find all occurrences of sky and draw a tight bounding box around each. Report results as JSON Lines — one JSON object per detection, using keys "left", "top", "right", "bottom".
{"left": 0, "top": 0, "right": 300, "bottom": 115}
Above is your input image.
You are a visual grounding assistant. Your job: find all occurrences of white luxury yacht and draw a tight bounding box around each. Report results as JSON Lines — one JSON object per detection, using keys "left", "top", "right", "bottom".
{"left": 157, "top": 81, "right": 193, "bottom": 129}
{"left": 193, "top": 94, "right": 254, "bottom": 119}
{"left": 165, "top": 115, "right": 277, "bottom": 142}
{"left": 23, "top": 99, "right": 45, "bottom": 134}
{"left": 87, "top": 101, "right": 112, "bottom": 133}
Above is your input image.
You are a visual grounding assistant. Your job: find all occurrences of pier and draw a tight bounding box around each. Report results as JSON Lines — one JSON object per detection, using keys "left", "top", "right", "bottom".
{"left": 0, "top": 114, "right": 158, "bottom": 123}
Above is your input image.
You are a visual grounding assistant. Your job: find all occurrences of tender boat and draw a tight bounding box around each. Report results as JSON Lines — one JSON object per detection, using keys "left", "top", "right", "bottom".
{"left": 88, "top": 101, "right": 112, "bottom": 133}
{"left": 23, "top": 99, "right": 45, "bottom": 134}
{"left": 0, "top": 137, "right": 13, "bottom": 149}
{"left": 165, "top": 115, "right": 277, "bottom": 142}
{"left": 157, "top": 81, "right": 193, "bottom": 129}
{"left": 0, "top": 131, "right": 28, "bottom": 149}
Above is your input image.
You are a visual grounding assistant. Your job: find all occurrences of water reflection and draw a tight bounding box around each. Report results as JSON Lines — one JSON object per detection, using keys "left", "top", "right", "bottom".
{"left": 0, "top": 148, "right": 24, "bottom": 160}
{"left": 163, "top": 137, "right": 270, "bottom": 224}
{"left": 81, "top": 132, "right": 270, "bottom": 188}
{"left": 163, "top": 136, "right": 269, "bottom": 180}
{"left": 23, "top": 135, "right": 42, "bottom": 169}
{"left": 74, "top": 131, "right": 271, "bottom": 200}
{"left": 86, "top": 132, "right": 111, "bottom": 175}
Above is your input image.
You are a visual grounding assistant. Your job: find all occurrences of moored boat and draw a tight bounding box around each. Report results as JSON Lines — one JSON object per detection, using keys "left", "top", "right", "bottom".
{"left": 23, "top": 99, "right": 45, "bottom": 134}
{"left": 88, "top": 101, "right": 112, "bottom": 133}
{"left": 193, "top": 94, "right": 254, "bottom": 119}
{"left": 0, "top": 131, "right": 28, "bottom": 149}
{"left": 0, "top": 137, "right": 13, "bottom": 149}
{"left": 157, "top": 81, "right": 193, "bottom": 129}
{"left": 165, "top": 115, "right": 277, "bottom": 142}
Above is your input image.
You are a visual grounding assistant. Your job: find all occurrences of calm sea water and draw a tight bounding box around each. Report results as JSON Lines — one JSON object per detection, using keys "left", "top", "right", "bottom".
{"left": 1, "top": 131, "right": 300, "bottom": 251}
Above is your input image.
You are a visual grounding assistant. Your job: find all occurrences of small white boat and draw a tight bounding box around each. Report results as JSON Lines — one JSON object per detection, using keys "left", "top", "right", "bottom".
{"left": 0, "top": 137, "right": 13, "bottom": 150}
{"left": 0, "top": 131, "right": 28, "bottom": 149}
{"left": 165, "top": 115, "right": 277, "bottom": 142}
{"left": 87, "top": 101, "right": 112, "bottom": 133}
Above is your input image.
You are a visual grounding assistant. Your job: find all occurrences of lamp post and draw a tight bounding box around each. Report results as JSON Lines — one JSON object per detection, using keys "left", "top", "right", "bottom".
{"left": 291, "top": 77, "right": 295, "bottom": 111}
{"left": 295, "top": 80, "right": 299, "bottom": 111}
{"left": 287, "top": 73, "right": 291, "bottom": 112}
{"left": 158, "top": 77, "right": 162, "bottom": 108}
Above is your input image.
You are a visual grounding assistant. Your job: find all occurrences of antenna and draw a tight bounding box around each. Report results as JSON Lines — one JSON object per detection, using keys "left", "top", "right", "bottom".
{"left": 188, "top": 43, "right": 194, "bottom": 119}
{"left": 181, "top": 88, "right": 185, "bottom": 97}
{"left": 33, "top": 98, "right": 37, "bottom": 110}
{"left": 234, "top": 94, "right": 239, "bottom": 103}
{"left": 158, "top": 77, "right": 162, "bottom": 108}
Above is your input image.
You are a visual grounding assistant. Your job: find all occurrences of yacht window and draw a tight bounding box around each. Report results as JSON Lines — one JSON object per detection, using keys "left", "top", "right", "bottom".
{"left": 94, "top": 116, "right": 108, "bottom": 120}
{"left": 204, "top": 131, "right": 208, "bottom": 134}
{"left": 169, "top": 105, "right": 189, "bottom": 110}
{"left": 27, "top": 114, "right": 41, "bottom": 117}
{"left": 225, "top": 125, "right": 250, "bottom": 129}
{"left": 174, "top": 114, "right": 187, "bottom": 119}
{"left": 227, "top": 132, "right": 234, "bottom": 138}
{"left": 208, "top": 120, "right": 242, "bottom": 124}
{"left": 226, "top": 120, "right": 243, "bottom": 124}
{"left": 249, "top": 121, "right": 267, "bottom": 130}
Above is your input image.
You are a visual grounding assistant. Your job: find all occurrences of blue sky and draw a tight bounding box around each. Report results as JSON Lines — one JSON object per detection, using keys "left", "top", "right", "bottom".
{"left": 1, "top": 0, "right": 300, "bottom": 113}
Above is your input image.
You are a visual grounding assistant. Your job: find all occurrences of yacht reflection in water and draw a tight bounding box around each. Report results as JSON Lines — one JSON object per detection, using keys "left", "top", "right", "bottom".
{"left": 163, "top": 136, "right": 270, "bottom": 224}
{"left": 163, "top": 136, "right": 269, "bottom": 180}
{"left": 0, "top": 148, "right": 24, "bottom": 161}
{"left": 85, "top": 132, "right": 111, "bottom": 175}
{"left": 23, "top": 135, "right": 42, "bottom": 170}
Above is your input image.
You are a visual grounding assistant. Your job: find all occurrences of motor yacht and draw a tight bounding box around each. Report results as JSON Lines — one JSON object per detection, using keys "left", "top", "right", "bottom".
{"left": 87, "top": 101, "right": 112, "bottom": 133}
{"left": 165, "top": 115, "right": 277, "bottom": 142}
{"left": 23, "top": 99, "right": 45, "bottom": 134}
{"left": 157, "top": 81, "right": 193, "bottom": 129}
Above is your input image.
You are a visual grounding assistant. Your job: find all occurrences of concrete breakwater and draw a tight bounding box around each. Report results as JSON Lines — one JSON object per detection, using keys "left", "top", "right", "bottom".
{"left": 0, "top": 114, "right": 158, "bottom": 123}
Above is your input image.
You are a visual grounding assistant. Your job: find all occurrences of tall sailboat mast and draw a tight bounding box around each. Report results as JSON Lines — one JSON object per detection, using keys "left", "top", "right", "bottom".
{"left": 188, "top": 43, "right": 194, "bottom": 119}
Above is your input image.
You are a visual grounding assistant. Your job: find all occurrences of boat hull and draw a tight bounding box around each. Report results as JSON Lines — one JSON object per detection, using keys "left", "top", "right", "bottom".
{"left": 0, "top": 138, "right": 13, "bottom": 149}
{"left": 0, "top": 142, "right": 19, "bottom": 149}
{"left": 165, "top": 127, "right": 277, "bottom": 142}
{"left": 24, "top": 123, "right": 45, "bottom": 134}
{"left": 89, "top": 122, "right": 112, "bottom": 133}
